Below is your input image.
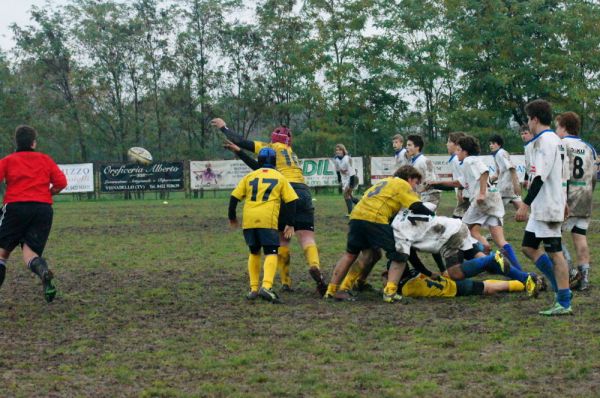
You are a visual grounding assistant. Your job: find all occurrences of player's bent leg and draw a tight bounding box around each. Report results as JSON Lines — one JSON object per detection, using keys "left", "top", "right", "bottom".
{"left": 572, "top": 231, "right": 591, "bottom": 290}
{"left": 356, "top": 249, "right": 381, "bottom": 291}
{"left": 27, "top": 256, "right": 56, "bottom": 303}
{"left": 325, "top": 252, "right": 358, "bottom": 299}
{"left": 383, "top": 257, "right": 408, "bottom": 303}
{"left": 340, "top": 263, "right": 362, "bottom": 292}
{"left": 490, "top": 225, "right": 523, "bottom": 270}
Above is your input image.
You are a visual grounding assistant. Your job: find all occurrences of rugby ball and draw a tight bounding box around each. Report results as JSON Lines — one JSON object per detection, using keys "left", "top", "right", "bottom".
{"left": 127, "top": 147, "right": 153, "bottom": 165}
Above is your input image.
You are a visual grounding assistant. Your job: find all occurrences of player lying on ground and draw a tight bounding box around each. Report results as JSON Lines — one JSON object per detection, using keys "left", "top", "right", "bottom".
{"left": 0, "top": 125, "right": 67, "bottom": 302}
{"left": 228, "top": 148, "right": 298, "bottom": 304}
{"left": 399, "top": 268, "right": 527, "bottom": 298}
{"left": 337, "top": 208, "right": 543, "bottom": 299}
{"left": 324, "top": 165, "right": 434, "bottom": 302}
{"left": 214, "top": 118, "right": 326, "bottom": 295}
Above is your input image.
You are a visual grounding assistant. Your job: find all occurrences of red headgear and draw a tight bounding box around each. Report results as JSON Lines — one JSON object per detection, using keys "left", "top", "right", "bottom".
{"left": 271, "top": 125, "right": 292, "bottom": 146}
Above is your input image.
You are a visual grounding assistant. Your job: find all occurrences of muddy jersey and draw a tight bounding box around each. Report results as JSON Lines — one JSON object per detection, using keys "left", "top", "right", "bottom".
{"left": 391, "top": 212, "right": 471, "bottom": 255}
{"left": 401, "top": 274, "right": 457, "bottom": 298}
{"left": 462, "top": 156, "right": 504, "bottom": 218}
{"left": 395, "top": 148, "right": 409, "bottom": 166}
{"left": 253, "top": 141, "right": 305, "bottom": 184}
{"left": 562, "top": 136, "right": 597, "bottom": 217}
{"left": 527, "top": 130, "right": 566, "bottom": 222}
{"left": 351, "top": 177, "right": 420, "bottom": 224}
{"left": 492, "top": 148, "right": 517, "bottom": 197}
{"left": 411, "top": 153, "right": 440, "bottom": 199}
{"left": 333, "top": 155, "right": 356, "bottom": 186}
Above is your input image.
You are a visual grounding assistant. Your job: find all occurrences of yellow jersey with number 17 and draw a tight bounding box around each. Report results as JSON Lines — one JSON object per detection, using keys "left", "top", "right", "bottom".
{"left": 350, "top": 177, "right": 420, "bottom": 224}
{"left": 231, "top": 167, "right": 298, "bottom": 229}
{"left": 254, "top": 141, "right": 305, "bottom": 184}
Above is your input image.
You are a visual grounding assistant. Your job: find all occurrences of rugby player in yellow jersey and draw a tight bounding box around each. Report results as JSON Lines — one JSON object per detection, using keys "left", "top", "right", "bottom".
{"left": 213, "top": 117, "right": 327, "bottom": 296}
{"left": 399, "top": 269, "right": 526, "bottom": 298}
{"left": 325, "top": 165, "right": 435, "bottom": 302}
{"left": 229, "top": 148, "right": 299, "bottom": 303}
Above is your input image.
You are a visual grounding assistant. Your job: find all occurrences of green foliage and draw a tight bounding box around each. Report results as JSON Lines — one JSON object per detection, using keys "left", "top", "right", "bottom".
{"left": 1, "top": 0, "right": 600, "bottom": 161}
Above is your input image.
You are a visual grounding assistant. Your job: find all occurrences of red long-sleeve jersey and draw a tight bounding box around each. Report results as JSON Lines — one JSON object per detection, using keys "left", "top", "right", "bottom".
{"left": 0, "top": 151, "right": 67, "bottom": 204}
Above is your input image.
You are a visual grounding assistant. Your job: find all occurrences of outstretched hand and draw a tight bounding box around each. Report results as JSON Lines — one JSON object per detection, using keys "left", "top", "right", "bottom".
{"left": 223, "top": 139, "right": 241, "bottom": 153}
{"left": 211, "top": 118, "right": 226, "bottom": 129}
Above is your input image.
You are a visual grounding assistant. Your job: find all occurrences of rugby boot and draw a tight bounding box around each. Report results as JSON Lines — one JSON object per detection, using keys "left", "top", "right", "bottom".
{"left": 258, "top": 287, "right": 282, "bottom": 304}
{"left": 539, "top": 302, "right": 573, "bottom": 316}
{"left": 309, "top": 266, "right": 327, "bottom": 297}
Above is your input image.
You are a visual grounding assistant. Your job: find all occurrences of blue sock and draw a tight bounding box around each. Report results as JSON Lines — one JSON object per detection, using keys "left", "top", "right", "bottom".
{"left": 506, "top": 266, "right": 529, "bottom": 284}
{"left": 535, "top": 254, "right": 558, "bottom": 292}
{"left": 502, "top": 243, "right": 522, "bottom": 270}
{"left": 557, "top": 288, "right": 572, "bottom": 308}
{"left": 461, "top": 254, "right": 498, "bottom": 278}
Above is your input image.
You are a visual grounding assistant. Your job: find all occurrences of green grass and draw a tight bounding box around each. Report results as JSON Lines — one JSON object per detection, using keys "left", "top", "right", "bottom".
{"left": 1, "top": 192, "right": 600, "bottom": 397}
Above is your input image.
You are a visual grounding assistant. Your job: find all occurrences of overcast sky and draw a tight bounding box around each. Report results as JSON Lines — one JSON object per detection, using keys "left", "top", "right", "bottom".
{"left": 0, "top": 0, "right": 65, "bottom": 51}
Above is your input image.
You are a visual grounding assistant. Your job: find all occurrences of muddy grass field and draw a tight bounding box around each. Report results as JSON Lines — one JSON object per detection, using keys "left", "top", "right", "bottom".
{"left": 1, "top": 192, "right": 600, "bottom": 397}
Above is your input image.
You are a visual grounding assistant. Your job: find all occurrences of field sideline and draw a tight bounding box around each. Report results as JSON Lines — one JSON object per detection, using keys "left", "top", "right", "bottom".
{"left": 1, "top": 191, "right": 599, "bottom": 397}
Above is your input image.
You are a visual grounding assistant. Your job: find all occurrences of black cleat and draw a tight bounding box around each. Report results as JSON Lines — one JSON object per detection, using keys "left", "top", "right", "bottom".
{"left": 258, "top": 287, "right": 282, "bottom": 304}
{"left": 42, "top": 270, "right": 57, "bottom": 303}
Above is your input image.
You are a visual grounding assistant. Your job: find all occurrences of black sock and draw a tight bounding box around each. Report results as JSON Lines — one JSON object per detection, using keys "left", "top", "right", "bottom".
{"left": 432, "top": 253, "right": 446, "bottom": 273}
{"left": 28, "top": 257, "right": 48, "bottom": 279}
{"left": 345, "top": 198, "right": 354, "bottom": 214}
{"left": 0, "top": 261, "right": 6, "bottom": 288}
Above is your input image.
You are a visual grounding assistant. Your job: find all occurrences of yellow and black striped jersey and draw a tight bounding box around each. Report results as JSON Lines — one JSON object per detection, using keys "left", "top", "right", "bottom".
{"left": 254, "top": 141, "right": 305, "bottom": 184}
{"left": 401, "top": 274, "right": 458, "bottom": 298}
{"left": 350, "top": 177, "right": 420, "bottom": 224}
{"left": 231, "top": 167, "right": 298, "bottom": 229}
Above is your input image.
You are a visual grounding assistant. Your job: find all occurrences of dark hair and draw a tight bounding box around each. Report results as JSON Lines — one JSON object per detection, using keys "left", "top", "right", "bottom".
{"left": 15, "top": 125, "right": 38, "bottom": 151}
{"left": 447, "top": 132, "right": 466, "bottom": 144}
{"left": 488, "top": 134, "right": 504, "bottom": 147}
{"left": 394, "top": 165, "right": 422, "bottom": 182}
{"left": 555, "top": 112, "right": 581, "bottom": 136}
{"left": 519, "top": 124, "right": 531, "bottom": 133}
{"left": 457, "top": 136, "right": 480, "bottom": 156}
{"left": 525, "top": 99, "right": 553, "bottom": 125}
{"left": 407, "top": 134, "right": 424, "bottom": 152}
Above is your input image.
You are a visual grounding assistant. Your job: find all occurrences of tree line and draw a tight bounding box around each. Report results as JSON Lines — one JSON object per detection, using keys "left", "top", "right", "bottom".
{"left": 0, "top": 0, "right": 598, "bottom": 163}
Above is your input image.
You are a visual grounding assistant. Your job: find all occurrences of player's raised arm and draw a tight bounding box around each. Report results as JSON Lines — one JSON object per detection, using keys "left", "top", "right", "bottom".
{"left": 223, "top": 139, "right": 260, "bottom": 170}
{"left": 211, "top": 118, "right": 256, "bottom": 152}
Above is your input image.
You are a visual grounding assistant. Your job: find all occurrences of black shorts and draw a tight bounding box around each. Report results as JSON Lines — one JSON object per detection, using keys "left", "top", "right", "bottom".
{"left": 349, "top": 175, "right": 358, "bottom": 189}
{"left": 243, "top": 228, "right": 279, "bottom": 247}
{"left": 346, "top": 219, "right": 406, "bottom": 262}
{"left": 0, "top": 202, "right": 54, "bottom": 256}
{"left": 278, "top": 183, "right": 315, "bottom": 231}
{"left": 522, "top": 231, "right": 562, "bottom": 253}
{"left": 455, "top": 279, "right": 484, "bottom": 296}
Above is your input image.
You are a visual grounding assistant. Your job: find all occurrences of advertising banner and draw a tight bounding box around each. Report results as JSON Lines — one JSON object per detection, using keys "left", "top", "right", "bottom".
{"left": 371, "top": 155, "right": 526, "bottom": 184}
{"left": 100, "top": 162, "right": 184, "bottom": 192}
{"left": 190, "top": 157, "right": 365, "bottom": 190}
{"left": 58, "top": 163, "right": 94, "bottom": 193}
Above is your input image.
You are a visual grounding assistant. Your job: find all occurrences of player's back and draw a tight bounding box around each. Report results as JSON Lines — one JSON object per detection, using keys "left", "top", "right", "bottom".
{"left": 401, "top": 274, "right": 457, "bottom": 298}
{"left": 232, "top": 168, "right": 298, "bottom": 229}
{"left": 254, "top": 141, "right": 305, "bottom": 184}
{"left": 563, "top": 136, "right": 597, "bottom": 217}
{"left": 351, "top": 177, "right": 419, "bottom": 224}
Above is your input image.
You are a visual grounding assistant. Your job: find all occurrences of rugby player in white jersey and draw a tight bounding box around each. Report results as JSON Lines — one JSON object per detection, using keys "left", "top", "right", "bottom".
{"left": 333, "top": 143, "right": 359, "bottom": 216}
{"left": 555, "top": 112, "right": 597, "bottom": 290}
{"left": 516, "top": 99, "right": 572, "bottom": 316}
{"left": 488, "top": 134, "right": 523, "bottom": 211}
